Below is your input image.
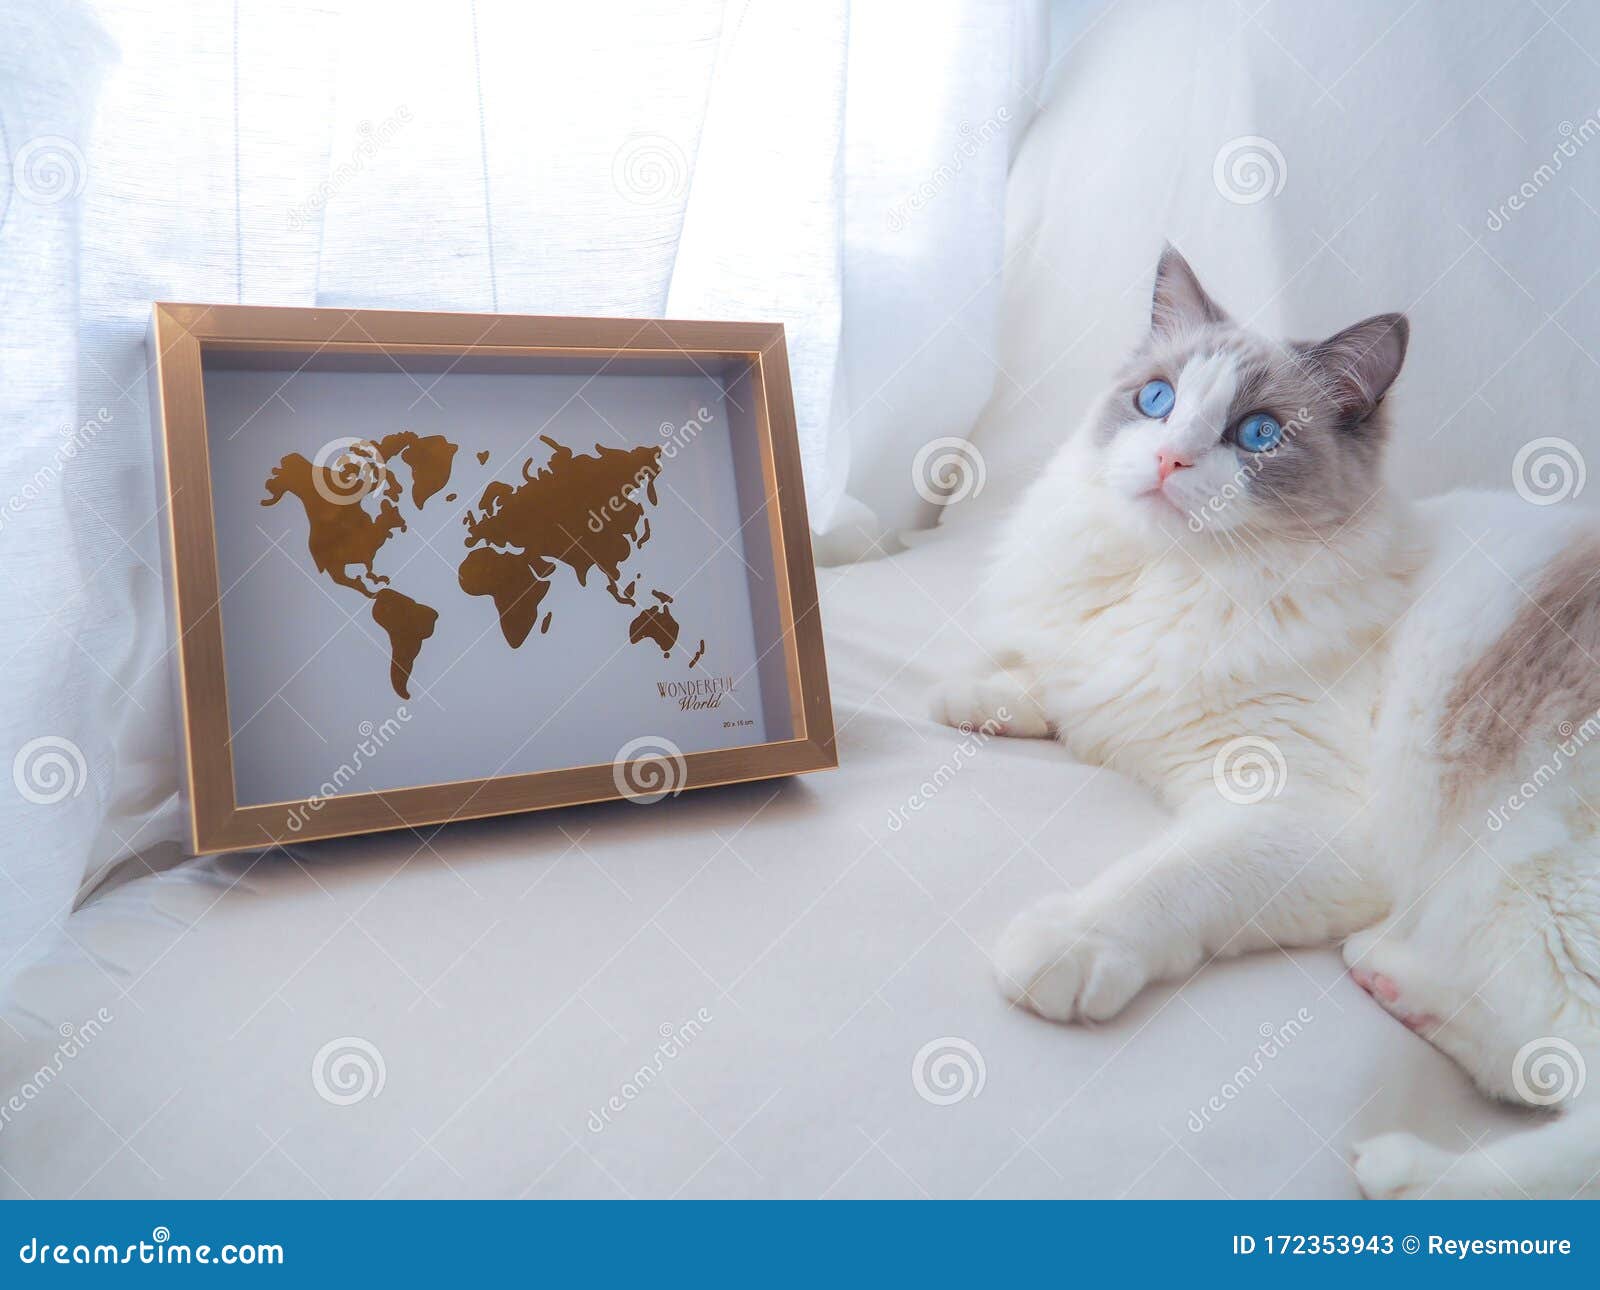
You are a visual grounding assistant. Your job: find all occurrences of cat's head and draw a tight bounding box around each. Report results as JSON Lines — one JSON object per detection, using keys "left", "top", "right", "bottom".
{"left": 1079, "top": 246, "right": 1407, "bottom": 541}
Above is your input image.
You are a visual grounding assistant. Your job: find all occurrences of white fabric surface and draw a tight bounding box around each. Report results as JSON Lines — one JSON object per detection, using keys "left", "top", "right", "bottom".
{"left": 0, "top": 521, "right": 1529, "bottom": 1199}
{"left": 953, "top": 0, "right": 1600, "bottom": 528}
{"left": 0, "top": 0, "right": 1044, "bottom": 984}
{"left": 0, "top": 0, "right": 117, "bottom": 1003}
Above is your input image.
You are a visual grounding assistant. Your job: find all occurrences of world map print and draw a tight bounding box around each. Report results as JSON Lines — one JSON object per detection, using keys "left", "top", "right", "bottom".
{"left": 261, "top": 431, "right": 708, "bottom": 699}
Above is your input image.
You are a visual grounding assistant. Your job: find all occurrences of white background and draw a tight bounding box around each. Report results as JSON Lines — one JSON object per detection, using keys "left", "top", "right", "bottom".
{"left": 206, "top": 365, "right": 777, "bottom": 806}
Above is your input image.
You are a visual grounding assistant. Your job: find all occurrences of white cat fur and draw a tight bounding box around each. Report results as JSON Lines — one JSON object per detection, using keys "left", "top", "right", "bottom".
{"left": 935, "top": 248, "right": 1600, "bottom": 1199}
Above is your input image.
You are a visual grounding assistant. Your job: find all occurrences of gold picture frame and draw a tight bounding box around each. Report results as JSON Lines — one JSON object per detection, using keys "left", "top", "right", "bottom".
{"left": 147, "top": 303, "right": 836, "bottom": 855}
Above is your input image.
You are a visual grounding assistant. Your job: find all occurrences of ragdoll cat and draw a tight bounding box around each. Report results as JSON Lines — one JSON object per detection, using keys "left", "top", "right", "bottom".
{"left": 933, "top": 246, "right": 1600, "bottom": 1199}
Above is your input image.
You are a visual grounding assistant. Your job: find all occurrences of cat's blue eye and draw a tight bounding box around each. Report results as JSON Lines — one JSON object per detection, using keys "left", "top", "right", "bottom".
{"left": 1136, "top": 379, "right": 1174, "bottom": 418}
{"left": 1235, "top": 412, "right": 1283, "bottom": 453}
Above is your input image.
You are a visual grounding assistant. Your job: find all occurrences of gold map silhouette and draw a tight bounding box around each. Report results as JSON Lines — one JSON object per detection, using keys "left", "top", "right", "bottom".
{"left": 262, "top": 432, "right": 707, "bottom": 699}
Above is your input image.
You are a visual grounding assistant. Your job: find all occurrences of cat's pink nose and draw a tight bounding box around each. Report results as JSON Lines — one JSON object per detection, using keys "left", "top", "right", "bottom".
{"left": 1157, "top": 452, "right": 1191, "bottom": 483}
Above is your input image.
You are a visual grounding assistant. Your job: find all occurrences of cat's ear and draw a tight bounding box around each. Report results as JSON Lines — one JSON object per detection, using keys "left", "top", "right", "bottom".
{"left": 1298, "top": 313, "right": 1409, "bottom": 422}
{"left": 1150, "top": 244, "right": 1228, "bottom": 337}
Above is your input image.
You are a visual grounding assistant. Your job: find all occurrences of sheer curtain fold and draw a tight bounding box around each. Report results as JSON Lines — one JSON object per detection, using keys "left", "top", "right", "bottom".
{"left": 0, "top": 0, "right": 1044, "bottom": 983}
{"left": 0, "top": 0, "right": 116, "bottom": 982}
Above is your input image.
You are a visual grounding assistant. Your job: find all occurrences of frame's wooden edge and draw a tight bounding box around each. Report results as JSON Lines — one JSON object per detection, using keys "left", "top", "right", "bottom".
{"left": 194, "top": 736, "right": 838, "bottom": 855}
{"left": 149, "top": 303, "right": 227, "bottom": 855}
{"left": 152, "top": 302, "right": 791, "bottom": 357}
{"left": 755, "top": 333, "right": 837, "bottom": 763}
{"left": 147, "top": 307, "right": 193, "bottom": 851}
{"left": 149, "top": 303, "right": 836, "bottom": 856}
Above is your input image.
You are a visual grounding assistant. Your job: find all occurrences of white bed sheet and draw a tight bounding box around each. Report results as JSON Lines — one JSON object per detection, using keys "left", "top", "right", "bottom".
{"left": 0, "top": 522, "right": 1525, "bottom": 1199}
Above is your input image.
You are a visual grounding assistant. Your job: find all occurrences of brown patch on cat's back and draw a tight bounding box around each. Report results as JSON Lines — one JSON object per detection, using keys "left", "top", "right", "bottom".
{"left": 1438, "top": 531, "right": 1600, "bottom": 800}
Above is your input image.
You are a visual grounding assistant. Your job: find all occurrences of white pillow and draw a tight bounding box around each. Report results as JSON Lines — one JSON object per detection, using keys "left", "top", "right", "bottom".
{"left": 950, "top": 0, "right": 1600, "bottom": 528}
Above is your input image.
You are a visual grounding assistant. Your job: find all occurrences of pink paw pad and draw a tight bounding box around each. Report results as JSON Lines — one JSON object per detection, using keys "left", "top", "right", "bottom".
{"left": 1350, "top": 968, "right": 1437, "bottom": 1033}
{"left": 1350, "top": 967, "right": 1399, "bottom": 1002}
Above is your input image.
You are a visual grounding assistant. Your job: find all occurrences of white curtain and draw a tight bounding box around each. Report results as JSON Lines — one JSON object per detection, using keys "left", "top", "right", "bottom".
{"left": 0, "top": 0, "right": 1045, "bottom": 984}
{"left": 1, "top": 1, "right": 117, "bottom": 993}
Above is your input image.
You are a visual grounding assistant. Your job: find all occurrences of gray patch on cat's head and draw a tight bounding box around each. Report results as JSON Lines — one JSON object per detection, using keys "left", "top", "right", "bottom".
{"left": 1091, "top": 245, "right": 1408, "bottom": 539}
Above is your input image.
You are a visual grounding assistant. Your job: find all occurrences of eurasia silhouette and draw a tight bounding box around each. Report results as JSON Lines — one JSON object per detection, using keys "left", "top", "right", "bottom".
{"left": 262, "top": 432, "right": 709, "bottom": 699}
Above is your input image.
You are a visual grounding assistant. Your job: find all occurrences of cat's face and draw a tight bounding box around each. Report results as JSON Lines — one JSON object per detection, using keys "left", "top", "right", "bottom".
{"left": 1081, "top": 247, "right": 1408, "bottom": 541}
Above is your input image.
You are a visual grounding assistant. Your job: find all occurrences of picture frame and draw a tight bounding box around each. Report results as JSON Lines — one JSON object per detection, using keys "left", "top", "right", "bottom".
{"left": 146, "top": 303, "right": 836, "bottom": 855}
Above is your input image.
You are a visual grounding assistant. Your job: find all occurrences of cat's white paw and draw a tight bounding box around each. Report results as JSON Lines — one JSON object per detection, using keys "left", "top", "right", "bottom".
{"left": 1351, "top": 1133, "right": 1456, "bottom": 1199}
{"left": 1343, "top": 930, "right": 1446, "bottom": 1036}
{"left": 994, "top": 893, "right": 1149, "bottom": 1023}
{"left": 929, "top": 672, "right": 1051, "bottom": 738}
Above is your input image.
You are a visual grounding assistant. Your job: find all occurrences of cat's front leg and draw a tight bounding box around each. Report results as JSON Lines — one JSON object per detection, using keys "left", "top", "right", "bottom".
{"left": 997, "top": 803, "right": 1385, "bottom": 1022}
{"left": 929, "top": 664, "right": 1051, "bottom": 738}
{"left": 1354, "top": 1108, "right": 1600, "bottom": 1198}
{"left": 995, "top": 889, "right": 1151, "bottom": 1021}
